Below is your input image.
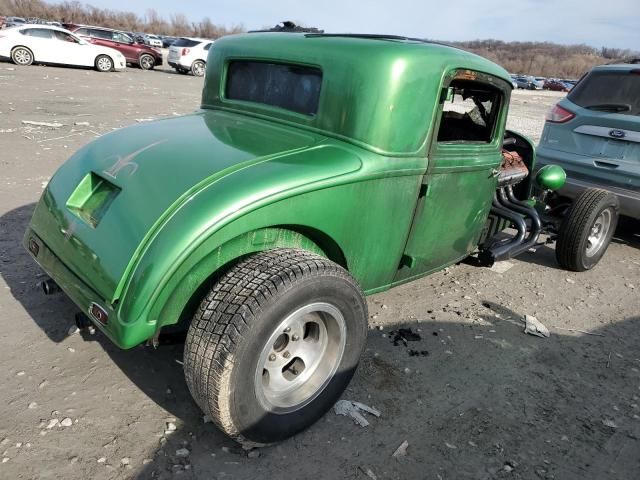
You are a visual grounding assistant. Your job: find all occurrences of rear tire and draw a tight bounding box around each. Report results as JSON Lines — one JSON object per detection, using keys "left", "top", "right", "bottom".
{"left": 183, "top": 248, "right": 368, "bottom": 446}
{"left": 138, "top": 53, "right": 155, "bottom": 70}
{"left": 95, "top": 54, "right": 113, "bottom": 72}
{"left": 11, "top": 46, "right": 33, "bottom": 66}
{"left": 191, "top": 60, "right": 205, "bottom": 77}
{"left": 556, "top": 188, "right": 618, "bottom": 271}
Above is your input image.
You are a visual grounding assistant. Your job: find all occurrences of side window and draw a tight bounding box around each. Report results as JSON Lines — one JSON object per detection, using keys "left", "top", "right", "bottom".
{"left": 21, "top": 28, "right": 53, "bottom": 38}
{"left": 437, "top": 78, "right": 502, "bottom": 143}
{"left": 204, "top": 42, "right": 212, "bottom": 51}
{"left": 53, "top": 31, "right": 79, "bottom": 43}
{"left": 90, "top": 29, "right": 111, "bottom": 40}
{"left": 112, "top": 32, "right": 132, "bottom": 43}
{"left": 75, "top": 28, "right": 89, "bottom": 36}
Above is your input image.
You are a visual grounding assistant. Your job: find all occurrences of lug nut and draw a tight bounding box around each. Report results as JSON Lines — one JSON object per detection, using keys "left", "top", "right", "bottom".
{"left": 292, "top": 334, "right": 300, "bottom": 341}
{"left": 283, "top": 351, "right": 291, "bottom": 359}
{"left": 268, "top": 354, "right": 276, "bottom": 361}
{"left": 284, "top": 327, "right": 291, "bottom": 333}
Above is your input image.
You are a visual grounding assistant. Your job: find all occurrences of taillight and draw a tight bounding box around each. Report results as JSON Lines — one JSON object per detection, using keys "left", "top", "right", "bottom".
{"left": 546, "top": 104, "right": 575, "bottom": 123}
{"left": 181, "top": 48, "right": 190, "bottom": 56}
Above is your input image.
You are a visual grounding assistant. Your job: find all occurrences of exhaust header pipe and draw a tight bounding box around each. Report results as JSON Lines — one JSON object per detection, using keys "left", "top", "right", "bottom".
{"left": 479, "top": 187, "right": 542, "bottom": 265}
{"left": 41, "top": 279, "right": 61, "bottom": 295}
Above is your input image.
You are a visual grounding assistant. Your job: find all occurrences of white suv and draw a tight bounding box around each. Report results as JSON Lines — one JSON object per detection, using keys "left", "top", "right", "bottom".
{"left": 167, "top": 37, "right": 213, "bottom": 77}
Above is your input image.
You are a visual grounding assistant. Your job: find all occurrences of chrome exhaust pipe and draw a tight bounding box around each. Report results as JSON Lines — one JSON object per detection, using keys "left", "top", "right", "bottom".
{"left": 41, "top": 279, "right": 61, "bottom": 295}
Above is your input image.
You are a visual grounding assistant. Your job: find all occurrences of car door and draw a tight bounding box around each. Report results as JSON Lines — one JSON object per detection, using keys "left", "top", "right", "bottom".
{"left": 394, "top": 70, "right": 510, "bottom": 283}
{"left": 110, "top": 31, "right": 136, "bottom": 62}
{"left": 50, "top": 30, "right": 93, "bottom": 66}
{"left": 19, "top": 27, "right": 55, "bottom": 62}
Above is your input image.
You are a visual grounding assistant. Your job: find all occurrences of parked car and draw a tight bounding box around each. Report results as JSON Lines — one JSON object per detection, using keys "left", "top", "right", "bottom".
{"left": 533, "top": 77, "right": 546, "bottom": 89}
{"left": 132, "top": 32, "right": 162, "bottom": 48}
{"left": 143, "top": 34, "right": 163, "bottom": 48}
{"left": 543, "top": 79, "right": 569, "bottom": 92}
{"left": 0, "top": 24, "right": 125, "bottom": 71}
{"left": 160, "top": 35, "right": 177, "bottom": 48}
{"left": 538, "top": 62, "right": 640, "bottom": 221}
{"left": 514, "top": 76, "right": 536, "bottom": 89}
{"left": 24, "top": 32, "right": 615, "bottom": 447}
{"left": 4, "top": 16, "right": 26, "bottom": 28}
{"left": 65, "top": 24, "right": 162, "bottom": 70}
{"left": 167, "top": 37, "right": 212, "bottom": 76}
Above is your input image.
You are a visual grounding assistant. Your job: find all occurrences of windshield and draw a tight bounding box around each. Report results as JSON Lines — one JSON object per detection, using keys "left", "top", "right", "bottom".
{"left": 568, "top": 70, "right": 640, "bottom": 116}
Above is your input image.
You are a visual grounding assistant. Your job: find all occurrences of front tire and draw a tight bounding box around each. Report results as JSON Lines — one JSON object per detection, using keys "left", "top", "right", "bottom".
{"left": 191, "top": 60, "right": 205, "bottom": 77}
{"left": 11, "top": 46, "right": 33, "bottom": 66}
{"left": 556, "top": 189, "right": 618, "bottom": 271}
{"left": 95, "top": 54, "right": 113, "bottom": 72}
{"left": 184, "top": 249, "right": 368, "bottom": 446}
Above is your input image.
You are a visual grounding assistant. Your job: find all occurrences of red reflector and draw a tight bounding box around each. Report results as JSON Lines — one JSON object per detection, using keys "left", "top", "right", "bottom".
{"left": 181, "top": 48, "right": 190, "bottom": 56}
{"left": 89, "top": 303, "right": 108, "bottom": 324}
{"left": 546, "top": 104, "right": 575, "bottom": 123}
{"left": 28, "top": 238, "right": 40, "bottom": 256}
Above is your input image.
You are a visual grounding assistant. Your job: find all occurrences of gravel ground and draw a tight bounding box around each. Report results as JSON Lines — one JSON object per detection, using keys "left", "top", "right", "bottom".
{"left": 0, "top": 63, "right": 639, "bottom": 480}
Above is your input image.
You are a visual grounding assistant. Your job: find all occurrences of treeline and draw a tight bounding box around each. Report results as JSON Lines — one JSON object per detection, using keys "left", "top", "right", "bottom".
{"left": 0, "top": 0, "right": 243, "bottom": 38}
{"left": 1, "top": 1, "right": 636, "bottom": 77}
{"left": 451, "top": 40, "right": 637, "bottom": 78}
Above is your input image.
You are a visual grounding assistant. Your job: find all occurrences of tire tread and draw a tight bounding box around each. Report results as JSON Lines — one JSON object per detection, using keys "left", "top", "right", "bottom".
{"left": 556, "top": 188, "right": 615, "bottom": 271}
{"left": 183, "top": 248, "right": 361, "bottom": 445}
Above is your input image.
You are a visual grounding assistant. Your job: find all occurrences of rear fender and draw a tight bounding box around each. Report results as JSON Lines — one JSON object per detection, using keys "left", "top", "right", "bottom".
{"left": 150, "top": 227, "right": 327, "bottom": 332}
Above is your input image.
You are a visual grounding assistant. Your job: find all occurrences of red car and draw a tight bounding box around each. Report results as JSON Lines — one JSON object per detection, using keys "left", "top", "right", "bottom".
{"left": 543, "top": 79, "right": 569, "bottom": 92}
{"left": 64, "top": 24, "right": 162, "bottom": 70}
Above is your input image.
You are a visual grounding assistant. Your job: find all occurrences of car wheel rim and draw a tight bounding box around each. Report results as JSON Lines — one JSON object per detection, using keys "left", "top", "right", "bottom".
{"left": 255, "top": 302, "right": 346, "bottom": 413}
{"left": 194, "top": 62, "right": 204, "bottom": 76}
{"left": 586, "top": 208, "right": 612, "bottom": 257}
{"left": 98, "top": 57, "right": 111, "bottom": 71}
{"left": 141, "top": 56, "right": 153, "bottom": 69}
{"left": 15, "top": 49, "right": 30, "bottom": 64}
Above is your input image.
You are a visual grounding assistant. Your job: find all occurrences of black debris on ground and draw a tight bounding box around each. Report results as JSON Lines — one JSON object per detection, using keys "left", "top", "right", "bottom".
{"left": 408, "top": 350, "right": 429, "bottom": 357}
{"left": 389, "top": 328, "right": 422, "bottom": 347}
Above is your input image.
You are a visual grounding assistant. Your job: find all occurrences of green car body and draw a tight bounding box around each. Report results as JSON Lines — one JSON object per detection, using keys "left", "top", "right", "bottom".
{"left": 25, "top": 33, "right": 533, "bottom": 349}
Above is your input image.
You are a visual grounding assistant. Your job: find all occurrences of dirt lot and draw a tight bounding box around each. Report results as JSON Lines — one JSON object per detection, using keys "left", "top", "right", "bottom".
{"left": 1, "top": 63, "right": 639, "bottom": 480}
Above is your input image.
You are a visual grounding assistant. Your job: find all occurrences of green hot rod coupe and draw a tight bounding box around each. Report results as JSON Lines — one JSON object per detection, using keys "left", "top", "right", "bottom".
{"left": 24, "top": 33, "right": 619, "bottom": 445}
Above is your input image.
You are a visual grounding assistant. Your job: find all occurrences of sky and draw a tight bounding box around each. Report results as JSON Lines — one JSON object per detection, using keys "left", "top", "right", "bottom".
{"left": 52, "top": 0, "right": 640, "bottom": 49}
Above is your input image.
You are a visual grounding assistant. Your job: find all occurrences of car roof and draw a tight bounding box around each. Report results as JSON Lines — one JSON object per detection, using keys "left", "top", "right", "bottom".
{"left": 179, "top": 37, "right": 212, "bottom": 42}
{"left": 203, "top": 33, "right": 513, "bottom": 156}
{"left": 71, "top": 24, "right": 117, "bottom": 32}
{"left": 593, "top": 63, "right": 640, "bottom": 71}
{"left": 11, "top": 24, "right": 74, "bottom": 33}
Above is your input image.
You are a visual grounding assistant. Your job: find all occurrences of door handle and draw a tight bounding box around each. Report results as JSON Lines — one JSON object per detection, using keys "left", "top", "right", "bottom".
{"left": 594, "top": 161, "right": 619, "bottom": 169}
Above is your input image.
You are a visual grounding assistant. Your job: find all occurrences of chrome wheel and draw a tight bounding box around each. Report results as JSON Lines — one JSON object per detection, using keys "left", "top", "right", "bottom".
{"left": 192, "top": 60, "right": 205, "bottom": 77}
{"left": 255, "top": 302, "right": 346, "bottom": 413}
{"left": 586, "top": 208, "right": 612, "bottom": 257}
{"left": 12, "top": 48, "right": 32, "bottom": 65}
{"left": 96, "top": 56, "right": 112, "bottom": 72}
{"left": 139, "top": 54, "right": 154, "bottom": 70}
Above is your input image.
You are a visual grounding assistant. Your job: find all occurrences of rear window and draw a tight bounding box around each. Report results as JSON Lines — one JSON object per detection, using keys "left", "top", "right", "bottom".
{"left": 568, "top": 70, "right": 640, "bottom": 116}
{"left": 21, "top": 28, "right": 52, "bottom": 38}
{"left": 225, "top": 61, "right": 322, "bottom": 116}
{"left": 172, "top": 38, "right": 199, "bottom": 48}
